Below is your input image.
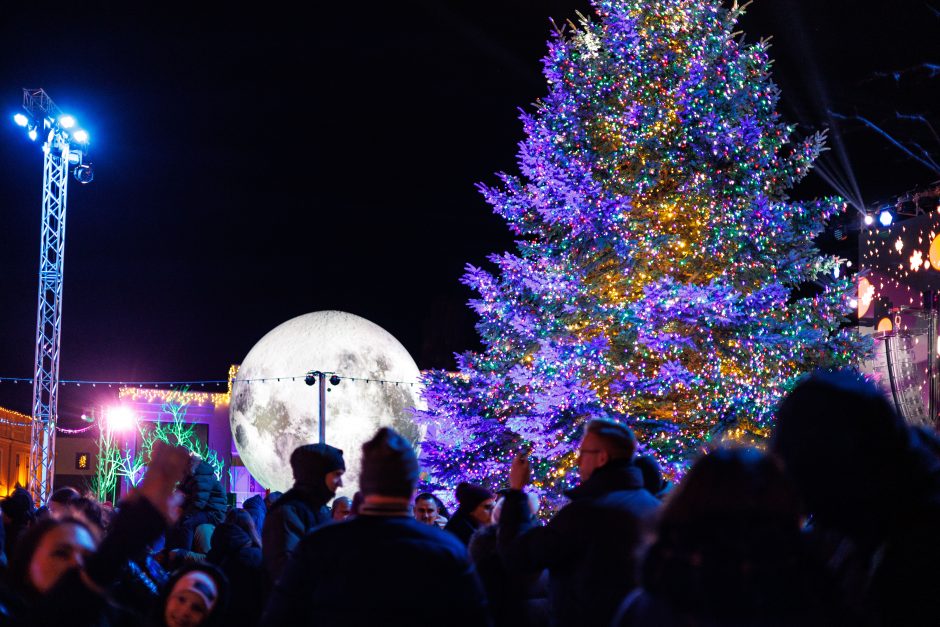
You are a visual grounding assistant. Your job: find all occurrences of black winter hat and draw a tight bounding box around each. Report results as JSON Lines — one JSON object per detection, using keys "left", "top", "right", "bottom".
{"left": 290, "top": 443, "right": 345, "bottom": 487}
{"left": 359, "top": 427, "right": 419, "bottom": 498}
{"left": 2, "top": 487, "right": 35, "bottom": 521}
{"left": 455, "top": 482, "right": 493, "bottom": 512}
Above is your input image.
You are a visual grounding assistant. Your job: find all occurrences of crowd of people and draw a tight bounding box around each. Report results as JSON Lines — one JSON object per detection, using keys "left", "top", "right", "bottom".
{"left": 0, "top": 368, "right": 938, "bottom": 626}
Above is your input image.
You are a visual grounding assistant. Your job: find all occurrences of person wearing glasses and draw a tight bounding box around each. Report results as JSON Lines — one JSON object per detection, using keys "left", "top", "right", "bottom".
{"left": 498, "top": 417, "right": 660, "bottom": 627}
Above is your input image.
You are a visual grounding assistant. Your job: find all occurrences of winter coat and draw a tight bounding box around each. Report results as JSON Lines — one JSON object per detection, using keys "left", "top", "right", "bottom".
{"left": 803, "top": 435, "right": 940, "bottom": 627}
{"left": 498, "top": 459, "right": 660, "bottom": 627}
{"left": 469, "top": 524, "right": 549, "bottom": 627}
{"left": 261, "top": 485, "right": 332, "bottom": 583}
{"left": 445, "top": 507, "right": 482, "bottom": 546}
{"left": 242, "top": 495, "right": 266, "bottom": 534}
{"left": 261, "top": 511, "right": 490, "bottom": 626}
{"left": 613, "top": 516, "right": 845, "bottom": 627}
{"left": 112, "top": 553, "right": 168, "bottom": 615}
{"left": 180, "top": 460, "right": 227, "bottom": 524}
{"left": 207, "top": 522, "right": 265, "bottom": 627}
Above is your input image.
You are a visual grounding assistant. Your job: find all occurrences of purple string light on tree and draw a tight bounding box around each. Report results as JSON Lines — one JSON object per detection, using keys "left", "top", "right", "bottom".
{"left": 415, "top": 0, "right": 869, "bottom": 511}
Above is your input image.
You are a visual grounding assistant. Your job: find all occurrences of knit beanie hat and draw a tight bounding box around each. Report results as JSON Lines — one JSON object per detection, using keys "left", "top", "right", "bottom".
{"left": 455, "top": 482, "right": 494, "bottom": 512}
{"left": 359, "top": 427, "right": 419, "bottom": 498}
{"left": 172, "top": 570, "right": 219, "bottom": 612}
{"left": 290, "top": 443, "right": 345, "bottom": 487}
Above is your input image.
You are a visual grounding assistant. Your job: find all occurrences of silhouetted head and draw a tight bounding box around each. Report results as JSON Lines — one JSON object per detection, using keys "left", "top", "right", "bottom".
{"left": 771, "top": 369, "right": 911, "bottom": 534}
{"left": 660, "top": 447, "right": 801, "bottom": 530}
{"left": 359, "top": 427, "right": 419, "bottom": 498}
{"left": 635, "top": 453, "right": 670, "bottom": 497}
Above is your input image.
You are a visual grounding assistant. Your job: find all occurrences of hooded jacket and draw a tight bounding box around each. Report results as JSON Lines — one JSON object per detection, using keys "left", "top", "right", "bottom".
{"left": 261, "top": 444, "right": 343, "bottom": 583}
{"left": 241, "top": 495, "right": 266, "bottom": 535}
{"left": 208, "top": 523, "right": 264, "bottom": 627}
{"left": 498, "top": 459, "right": 660, "bottom": 627}
{"left": 180, "top": 460, "right": 227, "bottom": 524}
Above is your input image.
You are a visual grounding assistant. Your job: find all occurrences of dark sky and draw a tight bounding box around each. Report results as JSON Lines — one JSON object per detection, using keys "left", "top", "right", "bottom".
{"left": 0, "top": 1, "right": 937, "bottom": 422}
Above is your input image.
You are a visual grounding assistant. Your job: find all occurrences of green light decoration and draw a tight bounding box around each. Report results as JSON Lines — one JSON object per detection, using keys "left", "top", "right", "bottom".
{"left": 89, "top": 391, "right": 225, "bottom": 501}
{"left": 140, "top": 396, "right": 226, "bottom": 480}
{"left": 90, "top": 424, "right": 122, "bottom": 502}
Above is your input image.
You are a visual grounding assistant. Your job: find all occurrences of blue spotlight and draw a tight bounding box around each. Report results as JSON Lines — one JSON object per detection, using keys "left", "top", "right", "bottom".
{"left": 72, "top": 129, "right": 88, "bottom": 143}
{"left": 28, "top": 128, "right": 38, "bottom": 141}
{"left": 13, "top": 113, "right": 28, "bottom": 127}
{"left": 878, "top": 210, "right": 893, "bottom": 227}
{"left": 58, "top": 115, "right": 75, "bottom": 129}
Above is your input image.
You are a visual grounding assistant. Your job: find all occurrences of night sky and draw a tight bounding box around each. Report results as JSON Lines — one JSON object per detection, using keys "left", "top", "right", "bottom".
{"left": 0, "top": 1, "right": 937, "bottom": 423}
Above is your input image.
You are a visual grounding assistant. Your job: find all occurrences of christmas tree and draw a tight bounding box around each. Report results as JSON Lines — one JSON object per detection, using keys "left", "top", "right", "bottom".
{"left": 416, "top": 0, "right": 867, "bottom": 507}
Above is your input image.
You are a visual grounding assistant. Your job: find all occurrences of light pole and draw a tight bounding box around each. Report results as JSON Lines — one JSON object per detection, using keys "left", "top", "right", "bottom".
{"left": 304, "top": 371, "right": 341, "bottom": 444}
{"left": 13, "top": 88, "right": 94, "bottom": 504}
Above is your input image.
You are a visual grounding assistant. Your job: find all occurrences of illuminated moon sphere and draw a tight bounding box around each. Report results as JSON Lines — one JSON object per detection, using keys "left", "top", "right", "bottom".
{"left": 230, "top": 311, "right": 425, "bottom": 494}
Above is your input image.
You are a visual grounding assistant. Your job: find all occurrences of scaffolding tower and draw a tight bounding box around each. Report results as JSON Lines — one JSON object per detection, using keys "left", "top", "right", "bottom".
{"left": 18, "top": 88, "right": 92, "bottom": 504}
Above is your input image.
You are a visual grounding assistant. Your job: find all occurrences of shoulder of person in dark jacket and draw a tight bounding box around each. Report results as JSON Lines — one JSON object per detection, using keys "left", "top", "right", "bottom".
{"left": 208, "top": 522, "right": 262, "bottom": 569}
{"left": 182, "top": 461, "right": 227, "bottom": 521}
{"left": 262, "top": 514, "right": 490, "bottom": 626}
{"left": 261, "top": 489, "right": 330, "bottom": 583}
{"left": 497, "top": 460, "right": 659, "bottom": 627}
{"left": 619, "top": 516, "right": 848, "bottom": 627}
{"left": 444, "top": 508, "right": 481, "bottom": 546}
{"left": 241, "top": 495, "right": 266, "bottom": 532}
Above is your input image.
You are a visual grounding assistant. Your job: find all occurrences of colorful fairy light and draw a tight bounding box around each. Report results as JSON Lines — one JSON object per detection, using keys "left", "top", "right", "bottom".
{"left": 415, "top": 0, "right": 868, "bottom": 511}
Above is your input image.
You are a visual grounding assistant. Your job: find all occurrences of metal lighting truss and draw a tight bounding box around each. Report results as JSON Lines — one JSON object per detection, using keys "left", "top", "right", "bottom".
{"left": 20, "top": 88, "right": 88, "bottom": 503}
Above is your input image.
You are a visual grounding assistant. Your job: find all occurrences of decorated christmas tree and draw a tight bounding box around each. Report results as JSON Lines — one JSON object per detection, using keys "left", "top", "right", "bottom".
{"left": 416, "top": 0, "right": 867, "bottom": 507}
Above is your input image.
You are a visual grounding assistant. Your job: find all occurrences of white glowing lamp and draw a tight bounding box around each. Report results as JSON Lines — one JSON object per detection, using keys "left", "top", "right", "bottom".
{"left": 105, "top": 406, "right": 137, "bottom": 432}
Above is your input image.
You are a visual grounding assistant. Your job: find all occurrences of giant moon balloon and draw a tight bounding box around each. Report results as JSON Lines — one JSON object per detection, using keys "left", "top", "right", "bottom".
{"left": 230, "top": 311, "right": 425, "bottom": 494}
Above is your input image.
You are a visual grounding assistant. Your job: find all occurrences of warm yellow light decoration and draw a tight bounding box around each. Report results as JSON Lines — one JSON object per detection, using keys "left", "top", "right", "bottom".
{"left": 877, "top": 317, "right": 894, "bottom": 333}
{"left": 227, "top": 364, "right": 239, "bottom": 395}
{"left": 0, "top": 406, "right": 32, "bottom": 426}
{"left": 857, "top": 277, "right": 874, "bottom": 318}
{"left": 119, "top": 387, "right": 231, "bottom": 407}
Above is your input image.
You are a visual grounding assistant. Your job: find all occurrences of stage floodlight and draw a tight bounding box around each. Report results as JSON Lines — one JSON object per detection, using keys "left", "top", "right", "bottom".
{"left": 59, "top": 115, "right": 75, "bottom": 129}
{"left": 72, "top": 129, "right": 88, "bottom": 143}
{"left": 863, "top": 214, "right": 874, "bottom": 226}
{"left": 73, "top": 164, "right": 94, "bottom": 184}
{"left": 28, "top": 128, "right": 38, "bottom": 141}
{"left": 14, "top": 113, "right": 28, "bottom": 127}
{"left": 878, "top": 210, "right": 893, "bottom": 227}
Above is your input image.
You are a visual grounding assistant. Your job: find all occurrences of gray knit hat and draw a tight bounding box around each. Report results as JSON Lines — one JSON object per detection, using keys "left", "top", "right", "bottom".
{"left": 359, "top": 427, "right": 419, "bottom": 498}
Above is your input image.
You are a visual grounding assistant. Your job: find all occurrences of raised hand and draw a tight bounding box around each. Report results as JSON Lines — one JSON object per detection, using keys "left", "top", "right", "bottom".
{"left": 509, "top": 452, "right": 531, "bottom": 490}
{"left": 137, "top": 441, "right": 191, "bottom": 522}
